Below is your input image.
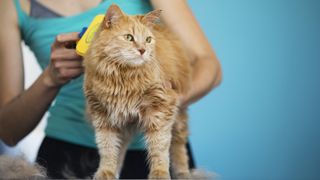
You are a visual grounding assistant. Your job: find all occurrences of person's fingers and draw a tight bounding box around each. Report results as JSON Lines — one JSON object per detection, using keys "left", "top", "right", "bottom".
{"left": 64, "top": 41, "right": 77, "bottom": 49}
{"left": 57, "top": 32, "right": 80, "bottom": 43}
{"left": 52, "top": 32, "right": 80, "bottom": 49}
{"left": 53, "top": 60, "right": 83, "bottom": 69}
{"left": 51, "top": 48, "right": 81, "bottom": 61}
{"left": 57, "top": 68, "right": 83, "bottom": 79}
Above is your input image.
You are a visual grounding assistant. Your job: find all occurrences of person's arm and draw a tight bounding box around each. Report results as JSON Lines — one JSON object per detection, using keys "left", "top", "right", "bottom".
{"left": 150, "top": 0, "right": 222, "bottom": 107}
{"left": 0, "top": 1, "right": 83, "bottom": 146}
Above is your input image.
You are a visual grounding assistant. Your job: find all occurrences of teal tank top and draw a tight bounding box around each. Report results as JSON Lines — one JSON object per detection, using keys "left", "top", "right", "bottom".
{"left": 13, "top": 0, "right": 153, "bottom": 149}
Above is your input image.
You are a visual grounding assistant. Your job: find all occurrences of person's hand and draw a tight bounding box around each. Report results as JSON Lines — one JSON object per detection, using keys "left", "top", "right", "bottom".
{"left": 164, "top": 81, "right": 190, "bottom": 109}
{"left": 43, "top": 32, "right": 83, "bottom": 88}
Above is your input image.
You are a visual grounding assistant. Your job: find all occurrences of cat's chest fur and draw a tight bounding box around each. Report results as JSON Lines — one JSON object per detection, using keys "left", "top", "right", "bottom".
{"left": 84, "top": 65, "right": 163, "bottom": 126}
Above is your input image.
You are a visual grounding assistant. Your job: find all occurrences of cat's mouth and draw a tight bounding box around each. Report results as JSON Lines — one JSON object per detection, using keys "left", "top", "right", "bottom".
{"left": 126, "top": 57, "right": 146, "bottom": 66}
{"left": 120, "top": 51, "right": 149, "bottom": 66}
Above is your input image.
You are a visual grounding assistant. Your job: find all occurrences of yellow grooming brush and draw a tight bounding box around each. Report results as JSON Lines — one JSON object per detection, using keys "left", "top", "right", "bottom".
{"left": 76, "top": 15, "right": 105, "bottom": 56}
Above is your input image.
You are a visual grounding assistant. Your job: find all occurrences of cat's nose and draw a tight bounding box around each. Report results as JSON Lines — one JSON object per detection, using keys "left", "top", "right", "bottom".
{"left": 138, "top": 48, "right": 146, "bottom": 55}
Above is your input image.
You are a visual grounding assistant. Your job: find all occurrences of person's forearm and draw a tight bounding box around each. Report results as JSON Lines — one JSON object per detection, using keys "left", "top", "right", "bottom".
{"left": 182, "top": 56, "right": 222, "bottom": 107}
{"left": 0, "top": 69, "right": 60, "bottom": 146}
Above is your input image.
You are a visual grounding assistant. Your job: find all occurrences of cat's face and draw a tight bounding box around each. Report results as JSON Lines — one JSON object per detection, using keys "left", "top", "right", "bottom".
{"left": 102, "top": 19, "right": 155, "bottom": 66}
{"left": 96, "top": 5, "right": 161, "bottom": 67}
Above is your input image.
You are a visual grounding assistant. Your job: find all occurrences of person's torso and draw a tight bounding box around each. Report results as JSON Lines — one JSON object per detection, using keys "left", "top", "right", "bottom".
{"left": 14, "top": 0, "right": 152, "bottom": 148}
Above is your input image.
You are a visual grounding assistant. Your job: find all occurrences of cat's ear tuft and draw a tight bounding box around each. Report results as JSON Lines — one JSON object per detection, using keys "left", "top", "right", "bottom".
{"left": 104, "top": 4, "right": 124, "bottom": 28}
{"left": 142, "top": 9, "right": 162, "bottom": 27}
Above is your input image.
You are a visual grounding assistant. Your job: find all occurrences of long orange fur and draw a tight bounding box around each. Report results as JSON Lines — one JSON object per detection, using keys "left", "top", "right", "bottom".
{"left": 83, "top": 4, "right": 192, "bottom": 179}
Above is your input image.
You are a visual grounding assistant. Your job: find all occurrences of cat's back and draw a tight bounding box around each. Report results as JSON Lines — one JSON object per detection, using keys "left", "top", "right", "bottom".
{"left": 152, "top": 25, "right": 192, "bottom": 94}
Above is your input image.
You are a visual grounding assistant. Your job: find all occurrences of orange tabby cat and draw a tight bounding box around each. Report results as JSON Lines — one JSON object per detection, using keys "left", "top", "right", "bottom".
{"left": 83, "top": 4, "right": 192, "bottom": 179}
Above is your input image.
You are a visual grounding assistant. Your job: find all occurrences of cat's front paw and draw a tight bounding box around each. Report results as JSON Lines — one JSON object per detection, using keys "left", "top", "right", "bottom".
{"left": 94, "top": 169, "right": 116, "bottom": 180}
{"left": 148, "top": 170, "right": 170, "bottom": 179}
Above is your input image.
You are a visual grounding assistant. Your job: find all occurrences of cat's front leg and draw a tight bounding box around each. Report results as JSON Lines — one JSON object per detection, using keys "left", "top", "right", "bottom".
{"left": 141, "top": 87, "right": 179, "bottom": 179}
{"left": 170, "top": 110, "right": 191, "bottom": 179}
{"left": 144, "top": 122, "right": 174, "bottom": 180}
{"left": 93, "top": 126, "right": 122, "bottom": 180}
{"left": 116, "top": 126, "right": 135, "bottom": 176}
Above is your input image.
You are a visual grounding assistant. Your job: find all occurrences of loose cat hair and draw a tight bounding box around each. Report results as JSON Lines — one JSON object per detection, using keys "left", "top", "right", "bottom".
{"left": 83, "top": 4, "right": 193, "bottom": 179}
{"left": 0, "top": 155, "right": 46, "bottom": 179}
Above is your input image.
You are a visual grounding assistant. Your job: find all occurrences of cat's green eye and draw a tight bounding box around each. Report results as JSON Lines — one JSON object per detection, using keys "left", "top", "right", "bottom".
{"left": 125, "top": 34, "right": 134, "bottom": 41}
{"left": 146, "top": 36, "right": 152, "bottom": 43}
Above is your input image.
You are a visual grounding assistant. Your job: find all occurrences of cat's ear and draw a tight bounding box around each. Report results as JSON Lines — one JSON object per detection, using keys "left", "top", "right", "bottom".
{"left": 142, "top": 9, "right": 162, "bottom": 27}
{"left": 104, "top": 4, "right": 125, "bottom": 28}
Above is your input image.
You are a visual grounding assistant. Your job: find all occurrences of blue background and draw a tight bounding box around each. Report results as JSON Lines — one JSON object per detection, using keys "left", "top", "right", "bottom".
{"left": 187, "top": 0, "right": 320, "bottom": 179}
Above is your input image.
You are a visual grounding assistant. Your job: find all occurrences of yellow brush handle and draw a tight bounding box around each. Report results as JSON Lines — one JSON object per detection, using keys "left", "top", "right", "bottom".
{"left": 76, "top": 15, "right": 105, "bottom": 56}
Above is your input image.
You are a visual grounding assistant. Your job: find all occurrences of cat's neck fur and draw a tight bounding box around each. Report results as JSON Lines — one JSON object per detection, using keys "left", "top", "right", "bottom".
{"left": 91, "top": 56, "right": 162, "bottom": 91}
